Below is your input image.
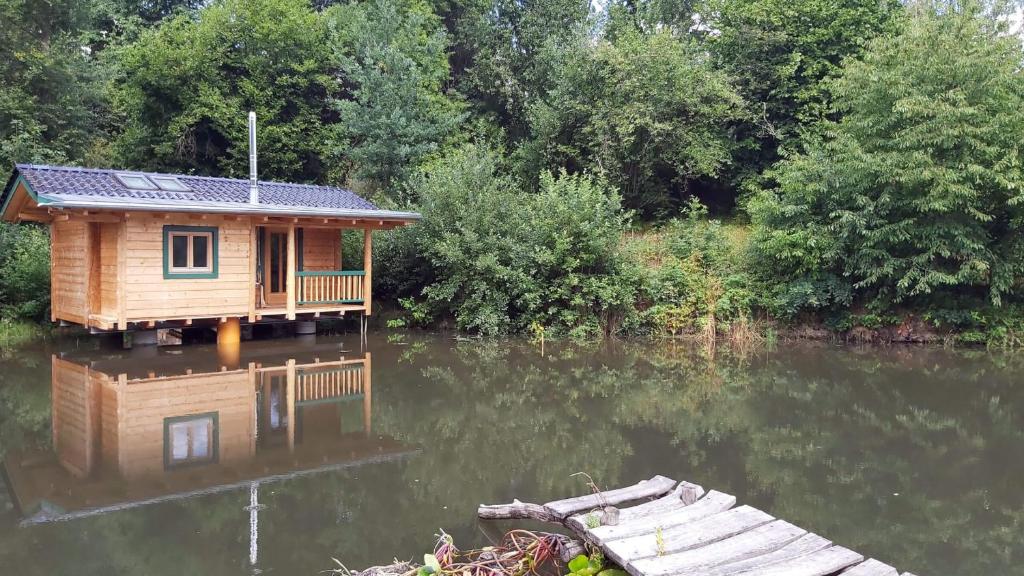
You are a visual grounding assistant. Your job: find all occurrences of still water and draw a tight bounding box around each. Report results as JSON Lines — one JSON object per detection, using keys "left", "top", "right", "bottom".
{"left": 0, "top": 332, "right": 1021, "bottom": 576}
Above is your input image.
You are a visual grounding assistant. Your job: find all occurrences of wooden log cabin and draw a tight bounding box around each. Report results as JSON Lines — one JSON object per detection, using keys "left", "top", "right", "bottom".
{"left": 3, "top": 342, "right": 415, "bottom": 524}
{"left": 0, "top": 164, "right": 421, "bottom": 331}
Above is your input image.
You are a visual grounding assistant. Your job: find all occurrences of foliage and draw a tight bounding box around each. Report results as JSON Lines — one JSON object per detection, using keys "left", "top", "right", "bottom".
{"left": 703, "top": 0, "right": 901, "bottom": 188}
{"left": 527, "top": 28, "right": 745, "bottom": 217}
{"left": 448, "top": 0, "right": 593, "bottom": 143}
{"left": 0, "top": 319, "right": 46, "bottom": 349}
{"left": 625, "top": 201, "right": 757, "bottom": 337}
{"left": 108, "top": 0, "right": 337, "bottom": 182}
{"left": 397, "top": 144, "right": 634, "bottom": 337}
{"left": 565, "top": 553, "right": 624, "bottom": 576}
{"left": 0, "top": 0, "right": 106, "bottom": 170}
{"left": 327, "top": 0, "right": 464, "bottom": 195}
{"left": 750, "top": 0, "right": 1024, "bottom": 322}
{"left": 0, "top": 223, "right": 50, "bottom": 320}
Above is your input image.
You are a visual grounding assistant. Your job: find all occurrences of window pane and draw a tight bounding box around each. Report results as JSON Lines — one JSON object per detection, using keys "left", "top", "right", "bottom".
{"left": 190, "top": 420, "right": 210, "bottom": 458}
{"left": 270, "top": 235, "right": 281, "bottom": 292}
{"left": 170, "top": 423, "right": 189, "bottom": 461}
{"left": 171, "top": 235, "right": 188, "bottom": 268}
{"left": 151, "top": 176, "right": 191, "bottom": 192}
{"left": 192, "top": 235, "right": 209, "bottom": 269}
{"left": 115, "top": 173, "right": 156, "bottom": 190}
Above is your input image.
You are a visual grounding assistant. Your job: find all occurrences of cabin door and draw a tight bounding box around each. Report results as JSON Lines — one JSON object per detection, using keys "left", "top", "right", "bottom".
{"left": 263, "top": 228, "right": 289, "bottom": 306}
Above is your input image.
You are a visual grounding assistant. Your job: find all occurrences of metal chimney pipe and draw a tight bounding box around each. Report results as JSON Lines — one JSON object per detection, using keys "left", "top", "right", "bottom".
{"left": 248, "top": 111, "right": 258, "bottom": 205}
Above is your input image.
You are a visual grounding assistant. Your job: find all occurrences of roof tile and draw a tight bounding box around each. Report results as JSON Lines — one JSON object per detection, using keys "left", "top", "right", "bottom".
{"left": 14, "top": 164, "right": 382, "bottom": 212}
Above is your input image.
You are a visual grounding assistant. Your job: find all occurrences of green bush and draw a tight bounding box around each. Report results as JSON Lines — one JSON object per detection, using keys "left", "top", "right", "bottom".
{"left": 389, "top": 143, "right": 634, "bottom": 337}
{"left": 0, "top": 223, "right": 50, "bottom": 320}
{"left": 750, "top": 2, "right": 1024, "bottom": 321}
{"left": 626, "top": 201, "right": 757, "bottom": 337}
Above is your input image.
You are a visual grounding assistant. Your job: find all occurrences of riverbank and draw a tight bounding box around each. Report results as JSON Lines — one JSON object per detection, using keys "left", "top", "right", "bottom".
{"left": 0, "top": 319, "right": 49, "bottom": 349}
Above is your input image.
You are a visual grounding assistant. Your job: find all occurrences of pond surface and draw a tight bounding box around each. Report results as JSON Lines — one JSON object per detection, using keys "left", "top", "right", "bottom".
{"left": 0, "top": 332, "right": 1021, "bottom": 576}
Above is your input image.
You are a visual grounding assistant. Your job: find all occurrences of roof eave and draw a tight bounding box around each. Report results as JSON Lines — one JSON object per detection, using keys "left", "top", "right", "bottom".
{"left": 41, "top": 196, "right": 422, "bottom": 222}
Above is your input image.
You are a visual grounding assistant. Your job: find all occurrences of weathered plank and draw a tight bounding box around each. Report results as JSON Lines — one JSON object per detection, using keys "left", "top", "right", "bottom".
{"left": 568, "top": 482, "right": 696, "bottom": 534}
{"left": 841, "top": 559, "right": 898, "bottom": 576}
{"left": 604, "top": 506, "right": 774, "bottom": 567}
{"left": 543, "top": 476, "right": 677, "bottom": 519}
{"left": 587, "top": 490, "right": 737, "bottom": 545}
{"left": 630, "top": 520, "right": 806, "bottom": 576}
{"left": 703, "top": 533, "right": 833, "bottom": 576}
{"left": 728, "top": 545, "right": 864, "bottom": 576}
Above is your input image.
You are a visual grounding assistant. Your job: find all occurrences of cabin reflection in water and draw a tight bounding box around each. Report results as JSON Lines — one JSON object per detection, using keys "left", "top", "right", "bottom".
{"left": 5, "top": 343, "right": 412, "bottom": 525}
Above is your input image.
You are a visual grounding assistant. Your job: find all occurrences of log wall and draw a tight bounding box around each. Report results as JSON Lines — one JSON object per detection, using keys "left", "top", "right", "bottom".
{"left": 302, "top": 227, "right": 341, "bottom": 271}
{"left": 50, "top": 220, "right": 89, "bottom": 324}
{"left": 114, "top": 371, "right": 255, "bottom": 479}
{"left": 123, "top": 215, "right": 251, "bottom": 321}
{"left": 98, "top": 222, "right": 119, "bottom": 317}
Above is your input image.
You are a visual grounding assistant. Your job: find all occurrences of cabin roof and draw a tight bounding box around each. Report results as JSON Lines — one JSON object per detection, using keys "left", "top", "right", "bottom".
{"left": 2, "top": 164, "right": 421, "bottom": 221}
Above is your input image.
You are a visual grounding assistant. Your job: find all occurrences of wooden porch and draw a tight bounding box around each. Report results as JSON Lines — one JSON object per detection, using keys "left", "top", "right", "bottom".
{"left": 251, "top": 224, "right": 374, "bottom": 322}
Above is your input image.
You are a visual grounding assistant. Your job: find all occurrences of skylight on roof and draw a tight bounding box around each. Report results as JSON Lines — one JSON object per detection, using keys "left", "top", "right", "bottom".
{"left": 150, "top": 175, "right": 191, "bottom": 192}
{"left": 114, "top": 173, "right": 157, "bottom": 190}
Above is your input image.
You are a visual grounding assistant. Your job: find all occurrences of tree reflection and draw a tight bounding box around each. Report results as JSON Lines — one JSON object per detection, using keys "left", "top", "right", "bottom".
{"left": 0, "top": 336, "right": 1020, "bottom": 576}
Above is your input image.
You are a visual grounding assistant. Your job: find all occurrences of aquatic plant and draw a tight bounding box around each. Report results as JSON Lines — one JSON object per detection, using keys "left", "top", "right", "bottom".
{"left": 564, "top": 552, "right": 625, "bottom": 576}
{"left": 429, "top": 530, "right": 564, "bottom": 576}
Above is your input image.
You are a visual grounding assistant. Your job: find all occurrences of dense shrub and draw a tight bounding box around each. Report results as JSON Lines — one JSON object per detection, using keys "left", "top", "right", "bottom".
{"left": 0, "top": 223, "right": 50, "bottom": 320}
{"left": 750, "top": 2, "right": 1024, "bottom": 320}
{"left": 385, "top": 144, "right": 634, "bottom": 337}
{"left": 625, "top": 201, "right": 756, "bottom": 337}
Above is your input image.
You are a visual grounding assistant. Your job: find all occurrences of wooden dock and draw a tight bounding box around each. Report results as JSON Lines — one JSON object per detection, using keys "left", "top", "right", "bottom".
{"left": 479, "top": 476, "right": 919, "bottom": 576}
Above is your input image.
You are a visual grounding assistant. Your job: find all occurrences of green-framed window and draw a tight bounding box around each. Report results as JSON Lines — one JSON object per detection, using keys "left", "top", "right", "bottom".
{"left": 163, "top": 225, "right": 219, "bottom": 279}
{"left": 163, "top": 412, "right": 219, "bottom": 469}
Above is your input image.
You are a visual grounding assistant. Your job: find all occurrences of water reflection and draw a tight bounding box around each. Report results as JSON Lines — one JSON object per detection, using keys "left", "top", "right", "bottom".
{"left": 0, "top": 336, "right": 1022, "bottom": 576}
{"left": 6, "top": 343, "right": 410, "bottom": 532}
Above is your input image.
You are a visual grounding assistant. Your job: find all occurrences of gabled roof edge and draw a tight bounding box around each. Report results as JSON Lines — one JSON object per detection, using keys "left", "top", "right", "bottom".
{"left": 42, "top": 196, "right": 422, "bottom": 221}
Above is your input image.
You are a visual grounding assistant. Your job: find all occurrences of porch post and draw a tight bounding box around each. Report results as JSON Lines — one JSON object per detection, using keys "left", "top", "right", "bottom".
{"left": 286, "top": 224, "right": 296, "bottom": 320}
{"left": 363, "top": 228, "right": 372, "bottom": 315}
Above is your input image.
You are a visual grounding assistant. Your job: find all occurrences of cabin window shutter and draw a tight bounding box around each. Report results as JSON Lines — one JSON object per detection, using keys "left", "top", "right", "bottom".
{"left": 163, "top": 225, "right": 219, "bottom": 279}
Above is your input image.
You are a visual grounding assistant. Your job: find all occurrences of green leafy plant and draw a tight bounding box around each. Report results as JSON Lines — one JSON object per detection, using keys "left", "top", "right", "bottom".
{"left": 418, "top": 553, "right": 442, "bottom": 576}
{"left": 565, "top": 553, "right": 626, "bottom": 576}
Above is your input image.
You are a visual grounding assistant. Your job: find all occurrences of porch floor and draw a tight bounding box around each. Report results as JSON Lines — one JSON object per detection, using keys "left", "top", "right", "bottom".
{"left": 256, "top": 304, "right": 367, "bottom": 318}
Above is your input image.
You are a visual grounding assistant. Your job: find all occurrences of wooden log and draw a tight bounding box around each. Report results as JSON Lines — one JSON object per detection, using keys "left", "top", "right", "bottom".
{"left": 605, "top": 506, "right": 774, "bottom": 567}
{"left": 543, "top": 475, "right": 677, "bottom": 519}
{"left": 478, "top": 499, "right": 562, "bottom": 523}
{"left": 840, "top": 559, "right": 898, "bottom": 576}
{"left": 587, "top": 490, "right": 737, "bottom": 545}
{"left": 726, "top": 545, "right": 863, "bottom": 576}
{"left": 631, "top": 520, "right": 806, "bottom": 576}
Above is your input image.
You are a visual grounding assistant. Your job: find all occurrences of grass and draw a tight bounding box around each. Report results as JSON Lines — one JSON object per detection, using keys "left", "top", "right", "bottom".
{"left": 0, "top": 318, "right": 48, "bottom": 349}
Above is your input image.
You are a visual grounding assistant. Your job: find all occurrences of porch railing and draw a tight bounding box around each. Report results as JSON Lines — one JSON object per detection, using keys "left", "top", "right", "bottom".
{"left": 296, "top": 270, "right": 365, "bottom": 305}
{"left": 295, "top": 364, "right": 365, "bottom": 405}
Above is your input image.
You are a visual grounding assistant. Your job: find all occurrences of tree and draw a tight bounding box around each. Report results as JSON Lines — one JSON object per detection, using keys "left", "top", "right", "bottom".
{"left": 448, "top": 0, "right": 594, "bottom": 143}
{"left": 0, "top": 0, "right": 105, "bottom": 170}
{"left": 751, "top": 0, "right": 1024, "bottom": 317}
{"left": 109, "top": 0, "right": 337, "bottom": 182}
{"left": 327, "top": 0, "right": 464, "bottom": 196}
{"left": 705, "top": 0, "right": 901, "bottom": 188}
{"left": 527, "top": 29, "right": 744, "bottom": 217}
